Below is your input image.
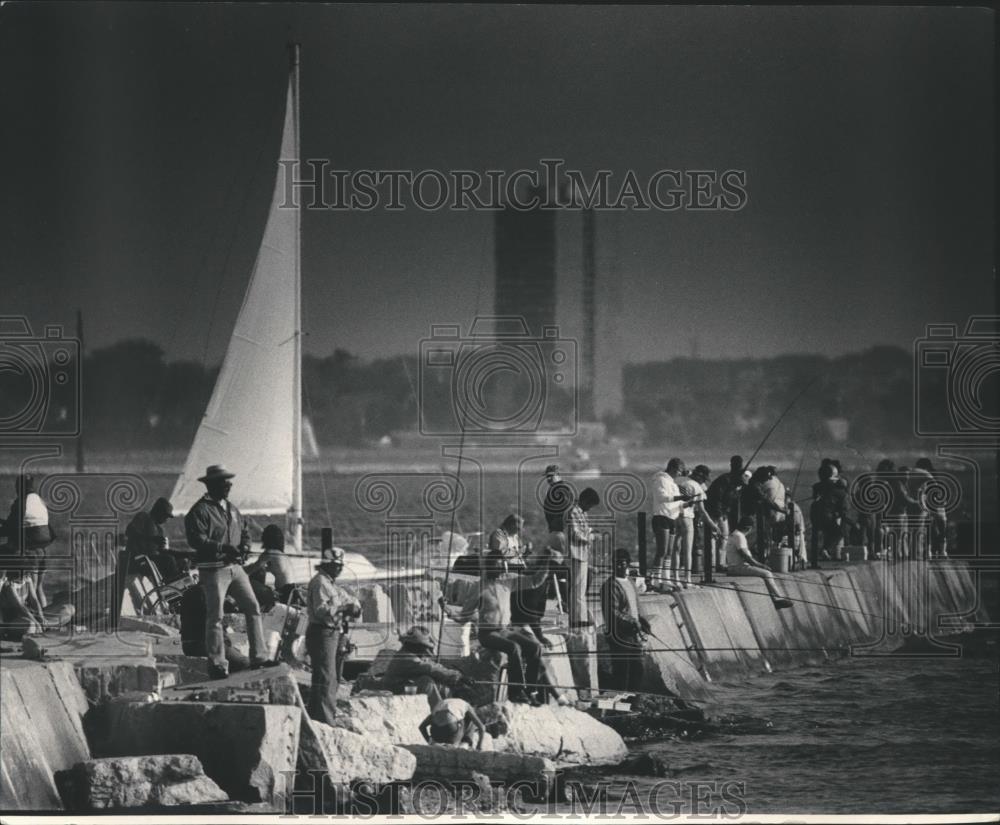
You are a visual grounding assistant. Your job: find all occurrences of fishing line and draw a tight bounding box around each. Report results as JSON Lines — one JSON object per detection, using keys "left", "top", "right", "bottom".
{"left": 435, "top": 213, "right": 491, "bottom": 660}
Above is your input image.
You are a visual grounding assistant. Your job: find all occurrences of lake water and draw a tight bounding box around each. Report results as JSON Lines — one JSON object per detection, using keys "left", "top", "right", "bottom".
{"left": 594, "top": 651, "right": 1000, "bottom": 815}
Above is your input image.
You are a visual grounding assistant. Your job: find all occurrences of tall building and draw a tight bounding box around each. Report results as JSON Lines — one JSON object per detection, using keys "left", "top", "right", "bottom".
{"left": 493, "top": 205, "right": 557, "bottom": 336}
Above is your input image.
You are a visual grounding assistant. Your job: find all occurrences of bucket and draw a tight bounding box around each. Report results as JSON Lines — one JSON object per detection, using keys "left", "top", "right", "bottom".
{"left": 772, "top": 546, "right": 792, "bottom": 573}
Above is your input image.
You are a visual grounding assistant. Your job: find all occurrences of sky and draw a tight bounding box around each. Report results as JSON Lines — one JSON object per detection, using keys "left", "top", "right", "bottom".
{"left": 1, "top": 3, "right": 995, "bottom": 411}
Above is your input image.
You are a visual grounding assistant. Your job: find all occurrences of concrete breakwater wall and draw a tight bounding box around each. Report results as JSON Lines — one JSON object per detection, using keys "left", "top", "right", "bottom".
{"left": 636, "top": 560, "right": 989, "bottom": 697}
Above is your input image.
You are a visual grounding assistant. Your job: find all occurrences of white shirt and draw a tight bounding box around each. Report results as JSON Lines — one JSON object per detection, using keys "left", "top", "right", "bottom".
{"left": 676, "top": 477, "right": 704, "bottom": 520}
{"left": 725, "top": 530, "right": 752, "bottom": 567}
{"left": 22, "top": 493, "right": 49, "bottom": 527}
{"left": 652, "top": 471, "right": 682, "bottom": 519}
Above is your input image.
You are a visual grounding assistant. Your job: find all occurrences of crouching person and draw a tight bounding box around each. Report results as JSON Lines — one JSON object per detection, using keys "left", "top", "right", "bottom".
{"left": 420, "top": 697, "right": 486, "bottom": 750}
{"left": 725, "top": 516, "right": 793, "bottom": 609}
{"left": 383, "top": 625, "right": 475, "bottom": 708}
{"left": 306, "top": 547, "right": 362, "bottom": 725}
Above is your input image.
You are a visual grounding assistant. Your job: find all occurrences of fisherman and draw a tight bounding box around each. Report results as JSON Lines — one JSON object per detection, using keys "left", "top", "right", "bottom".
{"left": 725, "top": 516, "right": 793, "bottom": 609}
{"left": 914, "top": 458, "right": 948, "bottom": 559}
{"left": 601, "top": 548, "right": 651, "bottom": 691}
{"left": 382, "top": 625, "right": 475, "bottom": 708}
{"left": 706, "top": 455, "right": 745, "bottom": 571}
{"left": 439, "top": 549, "right": 550, "bottom": 704}
{"left": 488, "top": 513, "right": 527, "bottom": 569}
{"left": 674, "top": 464, "right": 721, "bottom": 588}
{"left": 184, "top": 464, "right": 269, "bottom": 679}
{"left": 419, "top": 697, "right": 487, "bottom": 750}
{"left": 119, "top": 497, "right": 177, "bottom": 615}
{"left": 810, "top": 462, "right": 849, "bottom": 561}
{"left": 510, "top": 542, "right": 571, "bottom": 705}
{"left": 178, "top": 582, "right": 250, "bottom": 673}
{"left": 0, "top": 474, "right": 54, "bottom": 604}
{"left": 650, "top": 459, "right": 691, "bottom": 591}
{"left": 542, "top": 465, "right": 573, "bottom": 573}
{"left": 305, "top": 545, "right": 362, "bottom": 724}
{"left": 566, "top": 487, "right": 600, "bottom": 624}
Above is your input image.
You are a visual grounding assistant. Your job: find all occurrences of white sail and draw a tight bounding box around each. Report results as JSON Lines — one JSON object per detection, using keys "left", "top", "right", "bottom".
{"left": 171, "top": 74, "right": 300, "bottom": 517}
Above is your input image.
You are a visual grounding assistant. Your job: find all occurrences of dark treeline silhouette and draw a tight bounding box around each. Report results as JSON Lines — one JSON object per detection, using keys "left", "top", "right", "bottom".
{"left": 620, "top": 345, "right": 919, "bottom": 449}
{"left": 71, "top": 339, "right": 922, "bottom": 450}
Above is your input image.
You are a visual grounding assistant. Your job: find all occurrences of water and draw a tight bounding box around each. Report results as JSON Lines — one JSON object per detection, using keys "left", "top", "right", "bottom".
{"left": 604, "top": 653, "right": 1000, "bottom": 814}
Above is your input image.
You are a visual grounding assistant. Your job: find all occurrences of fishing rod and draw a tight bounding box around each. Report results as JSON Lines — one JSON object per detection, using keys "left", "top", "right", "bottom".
{"left": 743, "top": 374, "right": 824, "bottom": 473}
{"left": 463, "top": 677, "right": 717, "bottom": 706}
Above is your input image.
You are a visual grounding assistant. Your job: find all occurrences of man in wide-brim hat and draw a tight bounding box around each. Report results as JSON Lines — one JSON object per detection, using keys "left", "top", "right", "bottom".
{"left": 305, "top": 543, "right": 362, "bottom": 725}
{"left": 184, "top": 464, "right": 269, "bottom": 679}
{"left": 381, "top": 624, "right": 474, "bottom": 709}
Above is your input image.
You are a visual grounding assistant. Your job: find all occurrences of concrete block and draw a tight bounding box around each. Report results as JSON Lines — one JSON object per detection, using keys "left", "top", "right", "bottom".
{"left": 101, "top": 700, "right": 300, "bottom": 809}
{"left": 57, "top": 754, "right": 228, "bottom": 810}
{"left": 358, "top": 584, "right": 395, "bottom": 624}
{"left": 538, "top": 632, "right": 577, "bottom": 703}
{"left": 0, "top": 659, "right": 90, "bottom": 810}
{"left": 160, "top": 663, "right": 301, "bottom": 706}
{"left": 673, "top": 587, "right": 763, "bottom": 680}
{"left": 635, "top": 593, "right": 713, "bottom": 699}
{"left": 386, "top": 580, "right": 442, "bottom": 630}
{"left": 21, "top": 631, "right": 164, "bottom": 704}
{"left": 311, "top": 722, "right": 416, "bottom": 785}
{"left": 330, "top": 694, "right": 429, "bottom": 745}
{"left": 404, "top": 743, "right": 555, "bottom": 783}
{"left": 439, "top": 619, "right": 473, "bottom": 658}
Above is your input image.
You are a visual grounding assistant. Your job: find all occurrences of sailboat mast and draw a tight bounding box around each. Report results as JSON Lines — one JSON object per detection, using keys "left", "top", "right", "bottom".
{"left": 290, "top": 42, "right": 304, "bottom": 553}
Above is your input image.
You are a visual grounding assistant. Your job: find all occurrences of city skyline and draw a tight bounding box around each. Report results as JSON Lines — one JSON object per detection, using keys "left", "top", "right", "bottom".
{"left": 2, "top": 4, "right": 995, "bottom": 419}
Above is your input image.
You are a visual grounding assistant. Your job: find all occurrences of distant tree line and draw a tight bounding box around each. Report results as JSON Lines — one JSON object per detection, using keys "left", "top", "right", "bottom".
{"left": 72, "top": 339, "right": 925, "bottom": 451}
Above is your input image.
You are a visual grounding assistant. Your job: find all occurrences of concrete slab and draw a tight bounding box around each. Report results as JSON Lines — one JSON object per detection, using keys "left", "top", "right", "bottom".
{"left": 672, "top": 587, "right": 763, "bottom": 680}
{"left": 0, "top": 659, "right": 90, "bottom": 810}
{"left": 101, "top": 700, "right": 301, "bottom": 810}
{"left": 636, "top": 593, "right": 714, "bottom": 700}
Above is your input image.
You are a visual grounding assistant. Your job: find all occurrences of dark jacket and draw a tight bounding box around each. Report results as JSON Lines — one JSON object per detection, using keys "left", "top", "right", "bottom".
{"left": 382, "top": 649, "right": 464, "bottom": 693}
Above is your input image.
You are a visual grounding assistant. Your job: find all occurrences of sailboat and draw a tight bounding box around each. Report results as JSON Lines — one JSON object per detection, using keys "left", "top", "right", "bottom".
{"left": 169, "top": 45, "right": 379, "bottom": 584}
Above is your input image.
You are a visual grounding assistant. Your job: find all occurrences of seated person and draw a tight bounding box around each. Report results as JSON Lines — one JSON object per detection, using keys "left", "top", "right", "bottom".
{"left": 245, "top": 524, "right": 297, "bottom": 603}
{"left": 382, "top": 625, "right": 475, "bottom": 708}
{"left": 725, "top": 516, "right": 793, "bottom": 609}
{"left": 439, "top": 549, "right": 551, "bottom": 706}
{"left": 419, "top": 697, "right": 486, "bottom": 749}
{"left": 488, "top": 514, "right": 527, "bottom": 570}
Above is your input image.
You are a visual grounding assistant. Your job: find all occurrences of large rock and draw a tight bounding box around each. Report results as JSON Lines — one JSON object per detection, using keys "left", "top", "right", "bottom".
{"left": 57, "top": 754, "right": 228, "bottom": 810}
{"left": 0, "top": 659, "right": 90, "bottom": 810}
{"left": 404, "top": 744, "right": 554, "bottom": 784}
{"left": 330, "top": 694, "right": 429, "bottom": 745}
{"left": 493, "top": 702, "right": 628, "bottom": 767}
{"left": 312, "top": 723, "right": 416, "bottom": 785}
{"left": 101, "top": 700, "right": 300, "bottom": 809}
{"left": 21, "top": 632, "right": 164, "bottom": 704}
